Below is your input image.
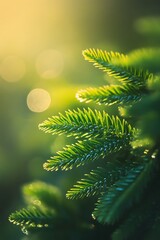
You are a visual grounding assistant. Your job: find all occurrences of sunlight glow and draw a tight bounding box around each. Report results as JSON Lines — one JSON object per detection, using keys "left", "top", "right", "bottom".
{"left": 27, "top": 88, "right": 51, "bottom": 112}
{"left": 0, "top": 56, "right": 26, "bottom": 82}
{"left": 36, "top": 49, "right": 63, "bottom": 79}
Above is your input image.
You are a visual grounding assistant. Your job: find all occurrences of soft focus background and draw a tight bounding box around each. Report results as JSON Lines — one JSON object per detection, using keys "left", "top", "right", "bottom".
{"left": 0, "top": 0, "right": 160, "bottom": 239}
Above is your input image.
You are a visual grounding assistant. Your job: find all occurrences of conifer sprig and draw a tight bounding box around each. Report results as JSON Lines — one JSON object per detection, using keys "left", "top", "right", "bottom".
{"left": 66, "top": 161, "right": 139, "bottom": 199}
{"left": 93, "top": 160, "right": 155, "bottom": 224}
{"left": 111, "top": 180, "right": 160, "bottom": 240}
{"left": 9, "top": 44, "right": 160, "bottom": 240}
{"left": 76, "top": 84, "right": 143, "bottom": 105}
{"left": 43, "top": 136, "right": 131, "bottom": 171}
{"left": 9, "top": 207, "right": 56, "bottom": 229}
{"left": 39, "top": 108, "right": 137, "bottom": 138}
{"left": 83, "top": 48, "right": 150, "bottom": 86}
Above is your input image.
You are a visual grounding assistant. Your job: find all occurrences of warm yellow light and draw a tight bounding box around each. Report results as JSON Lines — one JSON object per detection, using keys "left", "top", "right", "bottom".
{"left": 0, "top": 56, "right": 26, "bottom": 82}
{"left": 27, "top": 88, "right": 51, "bottom": 113}
{"left": 36, "top": 49, "right": 63, "bottom": 79}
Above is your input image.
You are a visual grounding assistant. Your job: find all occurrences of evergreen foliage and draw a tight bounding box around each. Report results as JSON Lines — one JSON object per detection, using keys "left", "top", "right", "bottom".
{"left": 93, "top": 160, "right": 156, "bottom": 224}
{"left": 82, "top": 49, "right": 150, "bottom": 86}
{"left": 39, "top": 108, "right": 136, "bottom": 138}
{"left": 9, "top": 182, "right": 61, "bottom": 232}
{"left": 9, "top": 181, "right": 93, "bottom": 238}
{"left": 9, "top": 28, "right": 160, "bottom": 239}
{"left": 9, "top": 206, "right": 56, "bottom": 229}
{"left": 76, "top": 84, "right": 143, "bottom": 105}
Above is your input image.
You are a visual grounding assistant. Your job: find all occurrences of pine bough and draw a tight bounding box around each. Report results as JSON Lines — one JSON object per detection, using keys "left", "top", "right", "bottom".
{"left": 9, "top": 48, "right": 160, "bottom": 240}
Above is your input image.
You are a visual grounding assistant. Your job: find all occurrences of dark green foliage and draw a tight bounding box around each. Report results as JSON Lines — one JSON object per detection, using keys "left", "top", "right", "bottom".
{"left": 9, "top": 42, "right": 160, "bottom": 239}
{"left": 44, "top": 137, "right": 131, "bottom": 171}
{"left": 9, "top": 181, "right": 93, "bottom": 238}
{"left": 93, "top": 160, "right": 155, "bottom": 224}
{"left": 9, "top": 182, "right": 61, "bottom": 233}
{"left": 9, "top": 206, "right": 56, "bottom": 229}
{"left": 111, "top": 178, "right": 160, "bottom": 240}
{"left": 66, "top": 161, "right": 139, "bottom": 199}
{"left": 40, "top": 108, "right": 136, "bottom": 171}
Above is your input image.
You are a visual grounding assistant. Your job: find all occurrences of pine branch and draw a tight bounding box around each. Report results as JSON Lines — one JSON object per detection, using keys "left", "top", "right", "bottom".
{"left": 112, "top": 181, "right": 160, "bottom": 240}
{"left": 76, "top": 84, "right": 143, "bottom": 105}
{"left": 83, "top": 48, "right": 150, "bottom": 86}
{"left": 43, "top": 136, "right": 131, "bottom": 171}
{"left": 39, "top": 108, "right": 137, "bottom": 138}
{"left": 9, "top": 206, "right": 56, "bottom": 229}
{"left": 93, "top": 160, "right": 155, "bottom": 224}
{"left": 23, "top": 181, "right": 62, "bottom": 209}
{"left": 66, "top": 161, "right": 138, "bottom": 199}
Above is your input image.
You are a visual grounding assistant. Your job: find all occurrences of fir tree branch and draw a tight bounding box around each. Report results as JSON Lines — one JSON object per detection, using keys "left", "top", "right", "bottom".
{"left": 83, "top": 48, "right": 150, "bottom": 86}
{"left": 39, "top": 108, "right": 137, "bottom": 138}
{"left": 112, "top": 180, "right": 160, "bottom": 240}
{"left": 76, "top": 84, "right": 143, "bottom": 105}
{"left": 9, "top": 206, "right": 56, "bottom": 229}
{"left": 93, "top": 160, "right": 155, "bottom": 224}
{"left": 66, "top": 161, "right": 138, "bottom": 199}
{"left": 43, "top": 137, "right": 131, "bottom": 171}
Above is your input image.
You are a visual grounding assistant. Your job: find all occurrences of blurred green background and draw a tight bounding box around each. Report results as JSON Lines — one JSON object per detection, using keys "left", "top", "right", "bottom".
{"left": 0, "top": 0, "right": 160, "bottom": 239}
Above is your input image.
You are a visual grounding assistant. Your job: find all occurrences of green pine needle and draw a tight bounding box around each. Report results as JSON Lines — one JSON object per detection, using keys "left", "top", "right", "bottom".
{"left": 83, "top": 48, "right": 150, "bottom": 86}
{"left": 9, "top": 206, "right": 56, "bottom": 229}
{"left": 112, "top": 182, "right": 160, "bottom": 240}
{"left": 39, "top": 108, "right": 137, "bottom": 138}
{"left": 93, "top": 160, "right": 155, "bottom": 224}
{"left": 66, "top": 161, "right": 138, "bottom": 199}
{"left": 76, "top": 84, "right": 143, "bottom": 105}
{"left": 9, "top": 45, "right": 160, "bottom": 240}
{"left": 43, "top": 137, "right": 131, "bottom": 171}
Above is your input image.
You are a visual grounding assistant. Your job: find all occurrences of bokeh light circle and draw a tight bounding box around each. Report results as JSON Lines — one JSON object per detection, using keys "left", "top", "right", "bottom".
{"left": 36, "top": 49, "right": 63, "bottom": 79}
{"left": 27, "top": 88, "right": 51, "bottom": 113}
{"left": 0, "top": 56, "right": 26, "bottom": 82}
